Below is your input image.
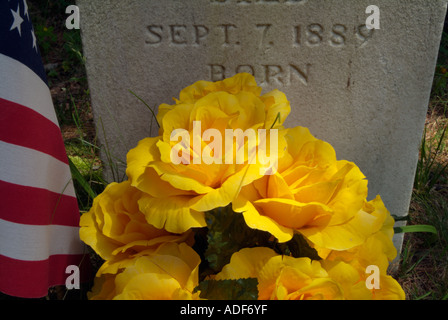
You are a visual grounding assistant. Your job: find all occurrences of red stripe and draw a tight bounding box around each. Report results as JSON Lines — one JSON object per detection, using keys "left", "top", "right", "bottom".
{"left": 0, "top": 97, "right": 68, "bottom": 164}
{"left": 0, "top": 180, "right": 80, "bottom": 227}
{"left": 0, "top": 254, "right": 92, "bottom": 298}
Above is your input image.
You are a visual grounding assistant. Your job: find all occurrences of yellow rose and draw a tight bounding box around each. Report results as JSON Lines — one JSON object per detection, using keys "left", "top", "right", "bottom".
{"left": 321, "top": 196, "right": 405, "bottom": 300}
{"left": 215, "top": 247, "right": 344, "bottom": 300}
{"left": 157, "top": 72, "right": 289, "bottom": 131}
{"left": 88, "top": 243, "right": 201, "bottom": 300}
{"left": 126, "top": 73, "right": 290, "bottom": 233}
{"left": 320, "top": 196, "right": 397, "bottom": 264}
{"left": 79, "top": 180, "right": 189, "bottom": 263}
{"left": 233, "top": 126, "right": 372, "bottom": 250}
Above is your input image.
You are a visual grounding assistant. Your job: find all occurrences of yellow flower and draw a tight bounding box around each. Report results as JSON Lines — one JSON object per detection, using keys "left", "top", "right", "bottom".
{"left": 79, "top": 181, "right": 189, "bottom": 262}
{"left": 215, "top": 247, "right": 344, "bottom": 300}
{"left": 158, "top": 72, "right": 289, "bottom": 131}
{"left": 88, "top": 243, "right": 201, "bottom": 300}
{"left": 320, "top": 196, "right": 405, "bottom": 300}
{"left": 233, "top": 126, "right": 371, "bottom": 249}
{"left": 320, "top": 196, "right": 397, "bottom": 264}
{"left": 126, "top": 73, "right": 291, "bottom": 233}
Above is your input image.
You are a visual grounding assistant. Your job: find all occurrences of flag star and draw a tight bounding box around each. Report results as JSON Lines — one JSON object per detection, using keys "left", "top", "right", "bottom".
{"left": 23, "top": 0, "right": 29, "bottom": 20}
{"left": 31, "top": 29, "right": 37, "bottom": 52}
{"left": 10, "top": 5, "right": 24, "bottom": 36}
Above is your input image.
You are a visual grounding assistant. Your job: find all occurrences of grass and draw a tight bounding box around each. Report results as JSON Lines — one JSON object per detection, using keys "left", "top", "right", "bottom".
{"left": 395, "top": 28, "right": 448, "bottom": 299}
{"left": 13, "top": 1, "right": 448, "bottom": 300}
{"left": 396, "top": 104, "right": 448, "bottom": 300}
{"left": 27, "top": 1, "right": 107, "bottom": 212}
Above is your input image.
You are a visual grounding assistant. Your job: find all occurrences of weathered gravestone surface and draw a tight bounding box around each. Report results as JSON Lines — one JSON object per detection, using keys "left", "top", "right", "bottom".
{"left": 77, "top": 0, "right": 447, "bottom": 262}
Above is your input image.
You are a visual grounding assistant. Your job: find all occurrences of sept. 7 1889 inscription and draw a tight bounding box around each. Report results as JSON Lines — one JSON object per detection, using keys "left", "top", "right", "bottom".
{"left": 144, "top": 15, "right": 374, "bottom": 86}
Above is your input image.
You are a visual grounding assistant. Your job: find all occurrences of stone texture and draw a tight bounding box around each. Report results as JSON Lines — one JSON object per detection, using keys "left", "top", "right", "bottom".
{"left": 77, "top": 0, "right": 447, "bottom": 256}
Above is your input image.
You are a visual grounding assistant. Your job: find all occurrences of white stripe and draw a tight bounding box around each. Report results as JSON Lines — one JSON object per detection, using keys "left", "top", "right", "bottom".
{"left": 0, "top": 53, "right": 59, "bottom": 126}
{"left": 0, "top": 140, "right": 76, "bottom": 197}
{"left": 0, "top": 218, "right": 85, "bottom": 261}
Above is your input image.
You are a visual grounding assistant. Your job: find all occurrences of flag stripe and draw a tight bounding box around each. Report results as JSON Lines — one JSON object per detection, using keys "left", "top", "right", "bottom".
{"left": 0, "top": 53, "right": 58, "bottom": 126}
{"left": 0, "top": 254, "right": 89, "bottom": 298}
{"left": 0, "top": 97, "right": 69, "bottom": 164}
{"left": 0, "top": 140, "right": 76, "bottom": 197}
{"left": 0, "top": 180, "right": 80, "bottom": 226}
{"left": 0, "top": 218, "right": 85, "bottom": 261}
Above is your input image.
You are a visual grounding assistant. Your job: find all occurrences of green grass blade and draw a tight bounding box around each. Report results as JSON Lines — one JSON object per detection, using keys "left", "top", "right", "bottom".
{"left": 129, "top": 90, "right": 160, "bottom": 128}
{"left": 69, "top": 157, "right": 97, "bottom": 200}
{"left": 426, "top": 125, "right": 447, "bottom": 172}
{"left": 270, "top": 112, "right": 281, "bottom": 129}
{"left": 394, "top": 224, "right": 438, "bottom": 235}
{"left": 414, "top": 291, "right": 433, "bottom": 300}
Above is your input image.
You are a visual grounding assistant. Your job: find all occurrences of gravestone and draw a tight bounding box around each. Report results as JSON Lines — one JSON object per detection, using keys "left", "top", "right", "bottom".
{"left": 77, "top": 0, "right": 447, "bottom": 262}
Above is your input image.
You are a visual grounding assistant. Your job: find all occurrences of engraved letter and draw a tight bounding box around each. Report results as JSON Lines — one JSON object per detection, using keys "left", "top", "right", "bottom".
{"left": 194, "top": 25, "right": 209, "bottom": 45}
{"left": 356, "top": 24, "right": 375, "bottom": 46}
{"left": 209, "top": 64, "right": 226, "bottom": 81}
{"left": 365, "top": 5, "right": 380, "bottom": 30}
{"left": 293, "top": 25, "right": 301, "bottom": 46}
{"left": 262, "top": 65, "right": 284, "bottom": 86}
{"left": 306, "top": 24, "right": 323, "bottom": 46}
{"left": 146, "top": 25, "right": 163, "bottom": 44}
{"left": 256, "top": 24, "right": 273, "bottom": 48}
{"left": 219, "top": 24, "right": 238, "bottom": 46}
{"left": 330, "top": 24, "right": 346, "bottom": 46}
{"left": 236, "top": 65, "right": 255, "bottom": 76}
{"left": 170, "top": 25, "right": 188, "bottom": 44}
{"left": 289, "top": 64, "right": 310, "bottom": 86}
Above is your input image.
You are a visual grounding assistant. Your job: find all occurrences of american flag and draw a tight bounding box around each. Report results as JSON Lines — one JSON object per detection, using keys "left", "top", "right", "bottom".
{"left": 0, "top": 0, "right": 88, "bottom": 298}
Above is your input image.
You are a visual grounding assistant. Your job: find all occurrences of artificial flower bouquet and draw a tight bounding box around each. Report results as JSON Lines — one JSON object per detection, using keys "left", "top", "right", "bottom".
{"left": 79, "top": 73, "right": 405, "bottom": 300}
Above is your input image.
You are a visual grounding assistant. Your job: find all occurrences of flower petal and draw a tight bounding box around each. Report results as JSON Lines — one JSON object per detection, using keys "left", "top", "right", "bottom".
{"left": 138, "top": 195, "right": 206, "bottom": 233}
{"left": 262, "top": 89, "right": 290, "bottom": 128}
{"left": 215, "top": 247, "right": 277, "bottom": 280}
{"left": 300, "top": 208, "right": 378, "bottom": 250}
{"left": 233, "top": 194, "right": 293, "bottom": 243}
{"left": 254, "top": 198, "right": 333, "bottom": 230}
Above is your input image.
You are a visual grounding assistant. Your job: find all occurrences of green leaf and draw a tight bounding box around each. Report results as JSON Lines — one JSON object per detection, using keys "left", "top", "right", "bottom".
{"left": 275, "top": 233, "right": 321, "bottom": 260}
{"left": 204, "top": 206, "right": 271, "bottom": 273}
{"left": 394, "top": 224, "right": 438, "bottom": 235}
{"left": 194, "top": 278, "right": 258, "bottom": 300}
